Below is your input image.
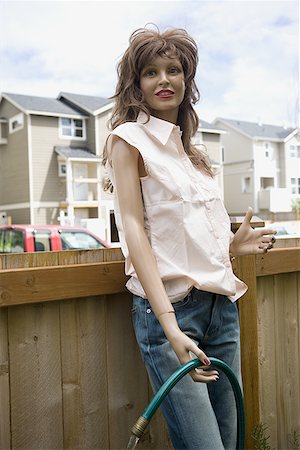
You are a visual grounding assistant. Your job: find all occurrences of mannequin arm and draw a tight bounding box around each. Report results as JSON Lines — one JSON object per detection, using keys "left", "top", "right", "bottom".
{"left": 110, "top": 136, "right": 218, "bottom": 382}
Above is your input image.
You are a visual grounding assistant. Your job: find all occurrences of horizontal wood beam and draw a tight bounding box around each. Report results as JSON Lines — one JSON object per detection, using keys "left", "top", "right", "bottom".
{"left": 0, "top": 261, "right": 128, "bottom": 307}
{"left": 256, "top": 247, "right": 300, "bottom": 276}
{"left": 1, "top": 246, "right": 299, "bottom": 307}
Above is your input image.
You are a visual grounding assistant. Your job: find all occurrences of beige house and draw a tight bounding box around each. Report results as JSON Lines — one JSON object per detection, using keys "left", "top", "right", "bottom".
{"left": 0, "top": 91, "right": 226, "bottom": 244}
{"left": 213, "top": 117, "right": 300, "bottom": 217}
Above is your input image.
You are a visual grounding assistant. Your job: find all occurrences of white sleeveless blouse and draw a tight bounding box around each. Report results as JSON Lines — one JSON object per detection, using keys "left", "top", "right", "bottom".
{"left": 106, "top": 112, "right": 247, "bottom": 303}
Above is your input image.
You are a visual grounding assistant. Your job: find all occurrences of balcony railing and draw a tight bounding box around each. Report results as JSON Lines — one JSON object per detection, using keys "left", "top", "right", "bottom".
{"left": 258, "top": 187, "right": 292, "bottom": 212}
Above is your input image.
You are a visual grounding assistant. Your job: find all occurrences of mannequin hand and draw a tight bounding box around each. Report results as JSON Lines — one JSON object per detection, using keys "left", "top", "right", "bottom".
{"left": 166, "top": 328, "right": 219, "bottom": 383}
{"left": 230, "top": 207, "right": 277, "bottom": 257}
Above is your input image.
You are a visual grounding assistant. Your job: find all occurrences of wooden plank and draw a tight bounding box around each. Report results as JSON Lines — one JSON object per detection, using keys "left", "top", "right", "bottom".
{"left": 0, "top": 261, "right": 128, "bottom": 307}
{"left": 0, "top": 251, "right": 58, "bottom": 270}
{"left": 256, "top": 276, "right": 278, "bottom": 449}
{"left": 60, "top": 297, "right": 109, "bottom": 449}
{"left": 8, "top": 302, "right": 64, "bottom": 449}
{"left": 274, "top": 273, "right": 300, "bottom": 449}
{"left": 256, "top": 247, "right": 300, "bottom": 276}
{"left": 105, "top": 292, "right": 152, "bottom": 449}
{"left": 0, "top": 307, "right": 10, "bottom": 450}
{"left": 274, "top": 237, "right": 300, "bottom": 248}
{"left": 234, "top": 255, "right": 260, "bottom": 449}
{"left": 147, "top": 387, "right": 173, "bottom": 449}
{"left": 0, "top": 248, "right": 124, "bottom": 270}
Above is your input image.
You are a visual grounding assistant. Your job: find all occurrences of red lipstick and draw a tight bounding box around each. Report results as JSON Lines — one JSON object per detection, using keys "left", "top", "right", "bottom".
{"left": 155, "top": 89, "right": 175, "bottom": 98}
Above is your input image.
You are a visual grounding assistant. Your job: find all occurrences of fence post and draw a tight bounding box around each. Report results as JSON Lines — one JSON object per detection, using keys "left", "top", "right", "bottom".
{"left": 233, "top": 254, "right": 260, "bottom": 449}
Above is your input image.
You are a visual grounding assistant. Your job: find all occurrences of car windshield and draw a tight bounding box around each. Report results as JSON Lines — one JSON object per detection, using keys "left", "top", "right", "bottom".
{"left": 60, "top": 231, "right": 105, "bottom": 250}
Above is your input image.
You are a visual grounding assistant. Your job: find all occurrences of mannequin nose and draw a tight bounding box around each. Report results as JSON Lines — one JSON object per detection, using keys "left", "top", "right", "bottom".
{"left": 158, "top": 71, "right": 170, "bottom": 85}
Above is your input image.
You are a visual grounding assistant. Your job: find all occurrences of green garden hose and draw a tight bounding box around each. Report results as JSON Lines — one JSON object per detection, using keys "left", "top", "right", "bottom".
{"left": 130, "top": 357, "right": 245, "bottom": 450}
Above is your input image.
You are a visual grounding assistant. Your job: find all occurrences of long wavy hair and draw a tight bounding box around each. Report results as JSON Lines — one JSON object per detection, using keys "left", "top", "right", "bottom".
{"left": 103, "top": 26, "right": 213, "bottom": 182}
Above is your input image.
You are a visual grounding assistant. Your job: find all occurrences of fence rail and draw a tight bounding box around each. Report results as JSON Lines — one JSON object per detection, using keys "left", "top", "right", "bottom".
{"left": 0, "top": 244, "right": 299, "bottom": 449}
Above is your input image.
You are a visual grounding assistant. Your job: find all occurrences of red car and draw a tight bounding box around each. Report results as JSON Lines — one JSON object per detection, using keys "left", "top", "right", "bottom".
{"left": 0, "top": 225, "right": 110, "bottom": 253}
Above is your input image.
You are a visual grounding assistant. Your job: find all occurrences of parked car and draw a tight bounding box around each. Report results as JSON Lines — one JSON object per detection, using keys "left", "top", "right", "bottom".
{"left": 268, "top": 222, "right": 300, "bottom": 238}
{"left": 0, "top": 225, "right": 110, "bottom": 253}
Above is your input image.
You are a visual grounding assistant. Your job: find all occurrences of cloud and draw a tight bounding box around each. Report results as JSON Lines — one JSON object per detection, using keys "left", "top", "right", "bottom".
{"left": 201, "top": 55, "right": 297, "bottom": 124}
{"left": 0, "top": 0, "right": 298, "bottom": 126}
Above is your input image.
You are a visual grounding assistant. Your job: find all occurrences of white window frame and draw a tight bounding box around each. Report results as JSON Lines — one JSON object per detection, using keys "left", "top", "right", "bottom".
{"left": 59, "top": 117, "right": 86, "bottom": 141}
{"left": 58, "top": 161, "right": 67, "bottom": 177}
{"left": 9, "top": 113, "right": 24, "bottom": 134}
{"left": 289, "top": 144, "right": 300, "bottom": 158}
{"left": 291, "top": 177, "right": 300, "bottom": 195}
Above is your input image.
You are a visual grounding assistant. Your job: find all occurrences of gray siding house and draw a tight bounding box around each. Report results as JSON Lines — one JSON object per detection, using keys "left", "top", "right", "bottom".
{"left": 213, "top": 118, "right": 300, "bottom": 218}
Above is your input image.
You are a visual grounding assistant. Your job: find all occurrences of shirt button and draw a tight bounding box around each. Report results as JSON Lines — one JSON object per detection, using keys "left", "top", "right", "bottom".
{"left": 146, "top": 308, "right": 152, "bottom": 314}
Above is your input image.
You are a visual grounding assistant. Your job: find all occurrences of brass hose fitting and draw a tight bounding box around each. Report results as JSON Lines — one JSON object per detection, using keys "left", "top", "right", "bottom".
{"left": 131, "top": 416, "right": 149, "bottom": 439}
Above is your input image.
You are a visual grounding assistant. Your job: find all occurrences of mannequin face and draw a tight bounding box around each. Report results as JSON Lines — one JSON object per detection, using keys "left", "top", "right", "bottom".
{"left": 139, "top": 55, "right": 185, "bottom": 124}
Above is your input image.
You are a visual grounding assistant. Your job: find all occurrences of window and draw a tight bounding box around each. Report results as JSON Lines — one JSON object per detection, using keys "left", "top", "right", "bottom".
{"left": 33, "top": 230, "right": 51, "bottom": 251}
{"left": 221, "top": 146, "right": 225, "bottom": 163}
{"left": 59, "top": 231, "right": 106, "bottom": 250}
{"left": 0, "top": 120, "right": 8, "bottom": 143}
{"left": 291, "top": 178, "right": 300, "bottom": 195}
{"left": 110, "top": 211, "right": 119, "bottom": 243}
{"left": 242, "top": 177, "right": 251, "bottom": 193}
{"left": 289, "top": 145, "right": 300, "bottom": 158}
{"left": 264, "top": 142, "right": 273, "bottom": 159}
{"left": 9, "top": 113, "right": 24, "bottom": 134}
{"left": 59, "top": 118, "right": 85, "bottom": 140}
{"left": 58, "top": 161, "right": 67, "bottom": 177}
{"left": 260, "top": 177, "right": 274, "bottom": 189}
{"left": 0, "top": 229, "right": 24, "bottom": 253}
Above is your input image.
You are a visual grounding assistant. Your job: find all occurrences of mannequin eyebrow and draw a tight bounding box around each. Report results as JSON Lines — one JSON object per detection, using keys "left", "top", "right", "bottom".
{"left": 142, "top": 60, "right": 182, "bottom": 72}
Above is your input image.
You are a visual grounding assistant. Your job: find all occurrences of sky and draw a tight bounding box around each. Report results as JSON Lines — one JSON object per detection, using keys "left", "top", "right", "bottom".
{"left": 0, "top": 0, "right": 299, "bottom": 127}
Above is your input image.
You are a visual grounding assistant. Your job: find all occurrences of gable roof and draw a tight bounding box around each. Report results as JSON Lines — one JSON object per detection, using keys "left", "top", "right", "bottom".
{"left": 214, "top": 117, "right": 298, "bottom": 142}
{"left": 199, "top": 119, "right": 226, "bottom": 134}
{"left": 58, "top": 92, "right": 113, "bottom": 115}
{"left": 1, "top": 92, "right": 87, "bottom": 118}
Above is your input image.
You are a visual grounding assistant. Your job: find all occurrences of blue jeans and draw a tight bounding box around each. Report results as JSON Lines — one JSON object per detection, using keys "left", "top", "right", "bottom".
{"left": 132, "top": 288, "right": 242, "bottom": 450}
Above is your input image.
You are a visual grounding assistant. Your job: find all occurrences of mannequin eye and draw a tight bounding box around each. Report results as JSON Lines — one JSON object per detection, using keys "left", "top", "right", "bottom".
{"left": 169, "top": 66, "right": 181, "bottom": 74}
{"left": 143, "top": 69, "right": 156, "bottom": 77}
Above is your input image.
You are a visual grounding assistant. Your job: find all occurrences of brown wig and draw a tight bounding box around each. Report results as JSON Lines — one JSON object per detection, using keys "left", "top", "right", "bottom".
{"left": 103, "top": 26, "right": 213, "bottom": 178}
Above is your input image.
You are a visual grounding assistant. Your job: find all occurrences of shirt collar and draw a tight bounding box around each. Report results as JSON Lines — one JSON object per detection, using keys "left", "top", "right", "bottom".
{"left": 137, "top": 111, "right": 181, "bottom": 145}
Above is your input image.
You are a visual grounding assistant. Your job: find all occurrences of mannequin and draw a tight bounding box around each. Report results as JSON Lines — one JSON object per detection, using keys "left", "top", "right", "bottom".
{"left": 104, "top": 26, "right": 276, "bottom": 450}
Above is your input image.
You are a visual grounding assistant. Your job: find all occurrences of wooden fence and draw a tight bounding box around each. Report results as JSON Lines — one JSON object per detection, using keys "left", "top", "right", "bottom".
{"left": 0, "top": 242, "right": 299, "bottom": 450}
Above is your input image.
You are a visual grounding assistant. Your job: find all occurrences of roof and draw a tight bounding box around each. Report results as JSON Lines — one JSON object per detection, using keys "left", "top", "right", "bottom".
{"left": 214, "top": 117, "right": 298, "bottom": 141}
{"left": 1, "top": 93, "right": 87, "bottom": 118}
{"left": 54, "top": 146, "right": 100, "bottom": 160}
{"left": 59, "top": 92, "right": 113, "bottom": 115}
{"left": 199, "top": 119, "right": 226, "bottom": 134}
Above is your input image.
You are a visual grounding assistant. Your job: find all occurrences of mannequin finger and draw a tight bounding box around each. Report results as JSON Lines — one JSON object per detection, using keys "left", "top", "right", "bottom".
{"left": 261, "top": 236, "right": 274, "bottom": 243}
{"left": 242, "top": 207, "right": 253, "bottom": 225}
{"left": 195, "top": 367, "right": 219, "bottom": 376}
{"left": 191, "top": 371, "right": 219, "bottom": 383}
{"left": 259, "top": 228, "right": 277, "bottom": 236}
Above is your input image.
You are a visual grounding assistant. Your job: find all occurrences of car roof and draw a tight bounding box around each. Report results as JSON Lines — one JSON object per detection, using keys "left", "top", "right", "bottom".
{"left": 0, "top": 224, "right": 90, "bottom": 230}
